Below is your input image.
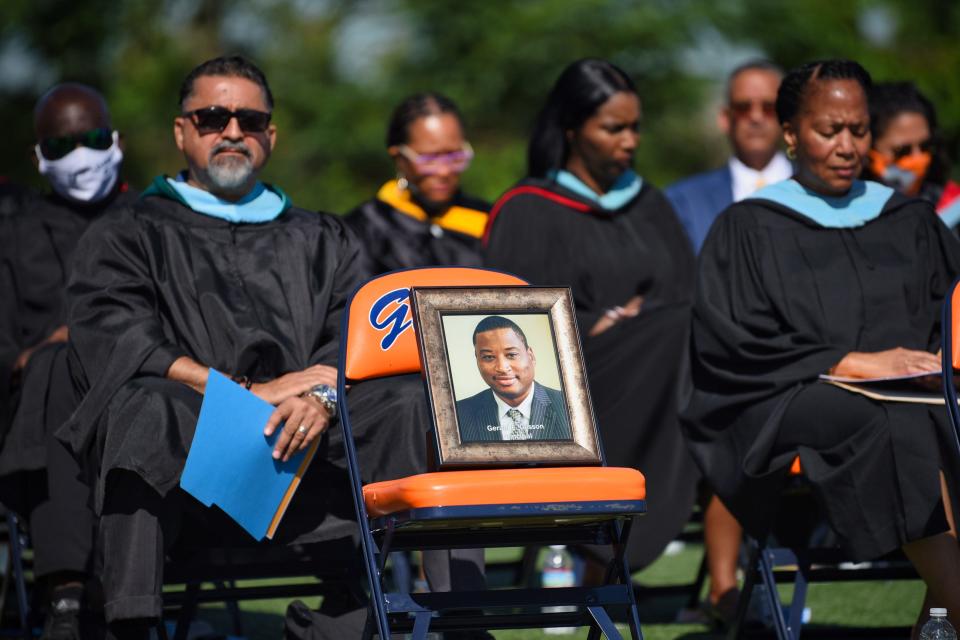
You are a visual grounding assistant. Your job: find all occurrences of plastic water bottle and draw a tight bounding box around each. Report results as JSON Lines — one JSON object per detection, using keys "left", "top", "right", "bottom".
{"left": 920, "top": 608, "right": 957, "bottom": 640}
{"left": 541, "top": 545, "right": 576, "bottom": 634}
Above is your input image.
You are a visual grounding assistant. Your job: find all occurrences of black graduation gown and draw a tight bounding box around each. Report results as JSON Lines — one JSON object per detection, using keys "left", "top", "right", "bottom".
{"left": 682, "top": 192, "right": 960, "bottom": 559}
{"left": 0, "top": 186, "right": 137, "bottom": 481}
{"left": 484, "top": 177, "right": 698, "bottom": 569}
{"left": 60, "top": 185, "right": 433, "bottom": 543}
{"left": 0, "top": 181, "right": 30, "bottom": 441}
{"left": 345, "top": 180, "right": 489, "bottom": 276}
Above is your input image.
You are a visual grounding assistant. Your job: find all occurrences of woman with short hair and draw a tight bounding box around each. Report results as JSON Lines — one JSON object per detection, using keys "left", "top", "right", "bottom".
{"left": 346, "top": 92, "right": 488, "bottom": 275}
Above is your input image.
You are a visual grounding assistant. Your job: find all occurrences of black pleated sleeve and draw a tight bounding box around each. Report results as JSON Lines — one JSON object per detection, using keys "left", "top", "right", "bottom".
{"left": 61, "top": 195, "right": 366, "bottom": 459}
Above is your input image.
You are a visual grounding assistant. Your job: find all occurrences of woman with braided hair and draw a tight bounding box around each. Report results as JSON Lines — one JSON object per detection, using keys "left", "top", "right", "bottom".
{"left": 683, "top": 59, "right": 960, "bottom": 633}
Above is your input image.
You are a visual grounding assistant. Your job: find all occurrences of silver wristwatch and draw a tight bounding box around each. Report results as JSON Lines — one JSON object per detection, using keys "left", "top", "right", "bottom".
{"left": 305, "top": 384, "right": 338, "bottom": 418}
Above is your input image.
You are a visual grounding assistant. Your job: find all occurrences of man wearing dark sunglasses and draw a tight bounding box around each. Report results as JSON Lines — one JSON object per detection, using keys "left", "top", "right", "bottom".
{"left": 61, "top": 55, "right": 459, "bottom": 640}
{"left": 173, "top": 80, "right": 275, "bottom": 201}
{"left": 0, "top": 82, "right": 137, "bottom": 640}
{"left": 666, "top": 60, "right": 791, "bottom": 254}
{"left": 31, "top": 84, "right": 128, "bottom": 204}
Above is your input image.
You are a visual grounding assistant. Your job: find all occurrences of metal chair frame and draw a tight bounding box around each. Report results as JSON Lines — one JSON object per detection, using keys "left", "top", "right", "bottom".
{"left": 337, "top": 268, "right": 647, "bottom": 639}
{"left": 160, "top": 543, "right": 364, "bottom": 640}
{"left": 1, "top": 512, "right": 30, "bottom": 640}
{"left": 726, "top": 275, "right": 960, "bottom": 640}
{"left": 940, "top": 275, "right": 960, "bottom": 460}
{"left": 727, "top": 303, "right": 960, "bottom": 640}
{"left": 731, "top": 536, "right": 916, "bottom": 640}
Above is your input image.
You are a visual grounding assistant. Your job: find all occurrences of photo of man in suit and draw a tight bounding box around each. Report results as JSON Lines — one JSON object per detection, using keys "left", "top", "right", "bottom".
{"left": 456, "top": 315, "right": 572, "bottom": 442}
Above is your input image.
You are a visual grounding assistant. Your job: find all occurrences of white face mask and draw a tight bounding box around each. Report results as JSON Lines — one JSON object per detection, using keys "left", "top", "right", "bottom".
{"left": 35, "top": 131, "right": 123, "bottom": 203}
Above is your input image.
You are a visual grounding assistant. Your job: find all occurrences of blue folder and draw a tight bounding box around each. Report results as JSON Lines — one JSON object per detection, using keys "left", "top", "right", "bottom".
{"left": 180, "top": 369, "right": 319, "bottom": 540}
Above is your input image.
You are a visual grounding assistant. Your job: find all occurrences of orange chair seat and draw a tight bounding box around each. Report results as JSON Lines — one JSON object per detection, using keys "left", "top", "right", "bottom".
{"left": 363, "top": 467, "right": 646, "bottom": 518}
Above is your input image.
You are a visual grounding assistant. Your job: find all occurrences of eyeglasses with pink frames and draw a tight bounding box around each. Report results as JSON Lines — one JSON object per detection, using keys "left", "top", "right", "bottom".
{"left": 397, "top": 142, "right": 474, "bottom": 175}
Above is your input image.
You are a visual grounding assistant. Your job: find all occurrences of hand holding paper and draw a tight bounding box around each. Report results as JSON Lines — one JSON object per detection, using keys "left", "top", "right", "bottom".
{"left": 830, "top": 347, "right": 940, "bottom": 379}
{"left": 180, "top": 370, "right": 321, "bottom": 540}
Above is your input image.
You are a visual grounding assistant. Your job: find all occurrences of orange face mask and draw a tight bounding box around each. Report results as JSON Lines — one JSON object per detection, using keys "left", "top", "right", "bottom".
{"left": 868, "top": 149, "right": 932, "bottom": 196}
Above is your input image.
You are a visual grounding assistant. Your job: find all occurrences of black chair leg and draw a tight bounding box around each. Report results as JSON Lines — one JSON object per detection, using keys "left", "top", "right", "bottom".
{"left": 410, "top": 610, "right": 432, "bottom": 640}
{"left": 360, "top": 605, "right": 375, "bottom": 640}
{"left": 757, "top": 547, "right": 791, "bottom": 640}
{"left": 390, "top": 552, "right": 412, "bottom": 594}
{"left": 587, "top": 605, "right": 623, "bottom": 639}
{"left": 172, "top": 582, "right": 199, "bottom": 640}
{"left": 626, "top": 597, "right": 645, "bottom": 640}
{"left": 687, "top": 553, "right": 708, "bottom": 609}
{"left": 520, "top": 545, "right": 541, "bottom": 588}
{"left": 786, "top": 556, "right": 809, "bottom": 639}
{"left": 215, "top": 580, "right": 243, "bottom": 636}
{"left": 364, "top": 545, "right": 391, "bottom": 639}
{"left": 6, "top": 513, "right": 30, "bottom": 640}
{"left": 587, "top": 617, "right": 602, "bottom": 640}
{"left": 587, "top": 519, "right": 640, "bottom": 640}
{"left": 728, "top": 540, "right": 759, "bottom": 640}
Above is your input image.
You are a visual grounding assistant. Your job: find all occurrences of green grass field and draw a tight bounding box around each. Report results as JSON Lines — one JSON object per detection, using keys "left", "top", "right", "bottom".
{"left": 181, "top": 540, "right": 925, "bottom": 639}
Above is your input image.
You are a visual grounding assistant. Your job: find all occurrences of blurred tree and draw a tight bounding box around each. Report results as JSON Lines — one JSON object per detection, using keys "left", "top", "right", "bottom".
{"left": 1, "top": 0, "right": 956, "bottom": 214}
{"left": 0, "top": 0, "right": 720, "bottom": 212}
{"left": 709, "top": 0, "right": 960, "bottom": 175}
{"left": 384, "top": 0, "right": 719, "bottom": 199}
{"left": 1, "top": 0, "right": 120, "bottom": 188}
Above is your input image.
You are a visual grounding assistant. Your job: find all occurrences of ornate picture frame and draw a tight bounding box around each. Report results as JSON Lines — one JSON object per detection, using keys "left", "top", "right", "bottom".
{"left": 411, "top": 286, "right": 602, "bottom": 468}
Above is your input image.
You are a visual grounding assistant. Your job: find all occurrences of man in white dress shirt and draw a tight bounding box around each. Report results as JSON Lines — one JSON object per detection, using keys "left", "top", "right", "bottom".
{"left": 455, "top": 316, "right": 571, "bottom": 442}
{"left": 666, "top": 60, "right": 792, "bottom": 253}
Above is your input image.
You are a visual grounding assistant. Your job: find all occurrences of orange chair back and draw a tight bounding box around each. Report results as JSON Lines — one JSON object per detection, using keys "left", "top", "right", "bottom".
{"left": 344, "top": 268, "right": 527, "bottom": 382}
{"left": 952, "top": 279, "right": 960, "bottom": 370}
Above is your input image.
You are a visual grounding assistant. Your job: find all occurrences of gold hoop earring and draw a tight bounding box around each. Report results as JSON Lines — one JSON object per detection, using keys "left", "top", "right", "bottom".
{"left": 396, "top": 176, "right": 408, "bottom": 191}
{"left": 786, "top": 147, "right": 797, "bottom": 160}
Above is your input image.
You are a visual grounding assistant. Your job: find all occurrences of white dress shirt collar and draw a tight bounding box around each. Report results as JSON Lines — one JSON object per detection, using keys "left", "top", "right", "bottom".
{"left": 493, "top": 382, "right": 537, "bottom": 423}
{"left": 729, "top": 151, "right": 793, "bottom": 203}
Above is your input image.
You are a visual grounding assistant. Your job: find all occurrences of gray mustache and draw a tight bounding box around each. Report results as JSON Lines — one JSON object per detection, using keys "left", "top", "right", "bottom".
{"left": 211, "top": 142, "right": 251, "bottom": 158}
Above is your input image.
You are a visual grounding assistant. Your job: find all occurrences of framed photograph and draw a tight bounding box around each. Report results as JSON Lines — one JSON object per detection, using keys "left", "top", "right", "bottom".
{"left": 410, "top": 286, "right": 602, "bottom": 468}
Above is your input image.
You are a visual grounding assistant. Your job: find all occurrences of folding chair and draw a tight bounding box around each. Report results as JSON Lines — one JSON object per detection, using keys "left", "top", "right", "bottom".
{"left": 731, "top": 275, "right": 960, "bottom": 639}
{"left": 0, "top": 508, "right": 54, "bottom": 640}
{"left": 941, "top": 275, "right": 960, "bottom": 459}
{"left": 160, "top": 542, "right": 364, "bottom": 640}
{"left": 0, "top": 510, "right": 30, "bottom": 640}
{"left": 338, "top": 267, "right": 648, "bottom": 639}
{"left": 731, "top": 459, "right": 918, "bottom": 638}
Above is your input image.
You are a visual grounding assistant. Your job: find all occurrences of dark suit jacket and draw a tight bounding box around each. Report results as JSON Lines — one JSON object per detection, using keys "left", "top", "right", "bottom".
{"left": 456, "top": 383, "right": 571, "bottom": 442}
{"left": 664, "top": 166, "right": 733, "bottom": 254}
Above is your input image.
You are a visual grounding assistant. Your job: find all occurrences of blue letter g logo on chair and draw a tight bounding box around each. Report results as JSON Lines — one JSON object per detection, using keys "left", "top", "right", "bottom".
{"left": 369, "top": 288, "right": 412, "bottom": 350}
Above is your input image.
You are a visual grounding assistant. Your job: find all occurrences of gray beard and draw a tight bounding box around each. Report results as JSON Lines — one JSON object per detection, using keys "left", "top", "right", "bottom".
{"left": 205, "top": 154, "right": 254, "bottom": 192}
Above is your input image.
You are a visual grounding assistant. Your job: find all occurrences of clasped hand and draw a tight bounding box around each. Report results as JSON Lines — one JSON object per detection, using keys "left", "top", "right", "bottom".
{"left": 588, "top": 295, "right": 644, "bottom": 337}
{"left": 13, "top": 325, "right": 68, "bottom": 372}
{"left": 251, "top": 365, "right": 337, "bottom": 462}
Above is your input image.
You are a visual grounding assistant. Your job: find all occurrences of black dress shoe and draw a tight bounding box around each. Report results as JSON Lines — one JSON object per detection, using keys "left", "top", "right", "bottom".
{"left": 42, "top": 598, "right": 81, "bottom": 640}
